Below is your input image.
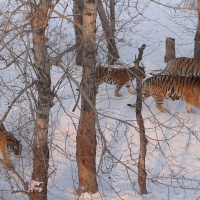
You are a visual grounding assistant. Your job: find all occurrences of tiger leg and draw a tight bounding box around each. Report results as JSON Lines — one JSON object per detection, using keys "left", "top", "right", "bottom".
{"left": 185, "top": 95, "right": 200, "bottom": 113}
{"left": 186, "top": 103, "right": 195, "bottom": 113}
{"left": 127, "top": 89, "right": 150, "bottom": 108}
{"left": 125, "top": 81, "right": 136, "bottom": 95}
{"left": 154, "top": 96, "right": 170, "bottom": 113}
{"left": 184, "top": 92, "right": 200, "bottom": 113}
{"left": 115, "top": 83, "right": 123, "bottom": 97}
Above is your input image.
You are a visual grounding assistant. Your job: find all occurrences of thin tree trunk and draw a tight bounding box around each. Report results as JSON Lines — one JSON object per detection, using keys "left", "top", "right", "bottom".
{"left": 136, "top": 102, "right": 148, "bottom": 194}
{"left": 97, "top": 0, "right": 119, "bottom": 64}
{"left": 194, "top": 0, "right": 200, "bottom": 59}
{"left": 28, "top": 1, "right": 53, "bottom": 200}
{"left": 76, "top": 0, "right": 98, "bottom": 194}
{"left": 135, "top": 44, "right": 148, "bottom": 194}
{"left": 108, "top": 0, "right": 119, "bottom": 64}
{"left": 73, "top": 0, "right": 83, "bottom": 66}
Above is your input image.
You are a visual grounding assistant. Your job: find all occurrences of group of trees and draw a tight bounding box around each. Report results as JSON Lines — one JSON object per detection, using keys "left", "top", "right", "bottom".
{"left": 0, "top": 0, "right": 200, "bottom": 200}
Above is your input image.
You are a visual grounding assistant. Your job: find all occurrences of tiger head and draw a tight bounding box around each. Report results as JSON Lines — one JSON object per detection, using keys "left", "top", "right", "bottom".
{"left": 7, "top": 134, "right": 22, "bottom": 156}
{"left": 12, "top": 139, "right": 22, "bottom": 156}
{"left": 0, "top": 123, "right": 22, "bottom": 155}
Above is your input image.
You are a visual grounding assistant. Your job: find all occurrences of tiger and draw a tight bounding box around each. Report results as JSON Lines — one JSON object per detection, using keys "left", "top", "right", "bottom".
{"left": 127, "top": 75, "right": 200, "bottom": 113}
{"left": 0, "top": 123, "right": 22, "bottom": 168}
{"left": 96, "top": 65, "right": 146, "bottom": 97}
{"left": 159, "top": 57, "right": 200, "bottom": 76}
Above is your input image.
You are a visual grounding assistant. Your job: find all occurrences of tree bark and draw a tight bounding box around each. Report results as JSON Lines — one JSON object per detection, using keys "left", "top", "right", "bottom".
{"left": 108, "top": 0, "right": 119, "bottom": 64}
{"left": 164, "top": 37, "right": 175, "bottom": 62}
{"left": 135, "top": 45, "right": 148, "bottom": 194}
{"left": 97, "top": 0, "right": 119, "bottom": 64}
{"left": 76, "top": 0, "right": 98, "bottom": 194}
{"left": 28, "top": 1, "right": 53, "bottom": 200}
{"left": 136, "top": 110, "right": 148, "bottom": 194}
{"left": 194, "top": 0, "right": 200, "bottom": 59}
{"left": 73, "top": 0, "right": 83, "bottom": 66}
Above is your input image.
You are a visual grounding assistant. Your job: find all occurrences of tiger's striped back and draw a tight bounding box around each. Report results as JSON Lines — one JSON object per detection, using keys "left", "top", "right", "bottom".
{"left": 161, "top": 57, "right": 200, "bottom": 77}
{"left": 142, "top": 75, "right": 200, "bottom": 113}
{"left": 96, "top": 65, "right": 145, "bottom": 97}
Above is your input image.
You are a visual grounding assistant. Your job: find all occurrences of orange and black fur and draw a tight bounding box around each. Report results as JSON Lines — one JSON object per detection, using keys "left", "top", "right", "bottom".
{"left": 160, "top": 57, "right": 200, "bottom": 77}
{"left": 142, "top": 75, "right": 200, "bottom": 113}
{"left": 128, "top": 75, "right": 200, "bottom": 113}
{"left": 96, "top": 65, "right": 146, "bottom": 97}
{"left": 0, "top": 124, "right": 22, "bottom": 168}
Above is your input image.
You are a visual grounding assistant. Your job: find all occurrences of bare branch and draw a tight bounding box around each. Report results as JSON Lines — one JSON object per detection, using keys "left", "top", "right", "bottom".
{"left": 134, "top": 44, "right": 146, "bottom": 66}
{"left": 0, "top": 160, "right": 28, "bottom": 192}
{"left": 0, "top": 82, "right": 36, "bottom": 127}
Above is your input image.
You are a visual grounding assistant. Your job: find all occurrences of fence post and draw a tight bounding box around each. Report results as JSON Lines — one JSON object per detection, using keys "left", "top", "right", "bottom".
{"left": 164, "top": 37, "right": 176, "bottom": 63}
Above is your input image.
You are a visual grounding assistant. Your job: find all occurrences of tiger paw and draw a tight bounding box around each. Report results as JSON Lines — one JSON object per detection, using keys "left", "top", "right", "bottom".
{"left": 187, "top": 109, "right": 195, "bottom": 114}
{"left": 127, "top": 104, "right": 136, "bottom": 108}
{"left": 115, "top": 93, "right": 122, "bottom": 97}
{"left": 130, "top": 91, "right": 136, "bottom": 95}
{"left": 160, "top": 108, "right": 170, "bottom": 113}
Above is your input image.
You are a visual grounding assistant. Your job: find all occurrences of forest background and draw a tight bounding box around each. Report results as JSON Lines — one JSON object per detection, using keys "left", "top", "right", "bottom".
{"left": 0, "top": 0, "right": 200, "bottom": 200}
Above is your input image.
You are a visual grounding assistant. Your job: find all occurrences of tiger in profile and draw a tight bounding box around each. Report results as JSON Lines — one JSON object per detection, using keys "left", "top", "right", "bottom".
{"left": 128, "top": 75, "right": 200, "bottom": 113}
{"left": 0, "top": 123, "right": 22, "bottom": 168}
{"left": 160, "top": 57, "right": 200, "bottom": 76}
{"left": 96, "top": 65, "right": 146, "bottom": 97}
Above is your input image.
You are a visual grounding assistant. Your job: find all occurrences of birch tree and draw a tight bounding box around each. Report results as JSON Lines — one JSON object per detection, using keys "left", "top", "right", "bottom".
{"left": 28, "top": 1, "right": 53, "bottom": 200}
{"left": 1, "top": 0, "right": 55, "bottom": 199}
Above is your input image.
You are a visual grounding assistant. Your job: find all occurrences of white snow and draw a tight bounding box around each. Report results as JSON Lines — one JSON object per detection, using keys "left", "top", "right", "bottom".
{"left": 0, "top": 0, "right": 200, "bottom": 200}
{"left": 28, "top": 180, "right": 43, "bottom": 193}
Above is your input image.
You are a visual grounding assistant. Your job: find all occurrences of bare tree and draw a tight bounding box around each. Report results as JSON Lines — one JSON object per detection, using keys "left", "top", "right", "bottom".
{"left": 134, "top": 44, "right": 148, "bottom": 194}
{"left": 26, "top": 1, "right": 54, "bottom": 200}
{"left": 194, "top": 0, "right": 200, "bottom": 58}
{"left": 1, "top": 1, "right": 200, "bottom": 200}
{"left": 97, "top": 0, "right": 119, "bottom": 64}
{"left": 76, "top": 0, "right": 98, "bottom": 194}
{"left": 0, "top": 0, "right": 60, "bottom": 199}
{"left": 73, "top": 0, "right": 83, "bottom": 66}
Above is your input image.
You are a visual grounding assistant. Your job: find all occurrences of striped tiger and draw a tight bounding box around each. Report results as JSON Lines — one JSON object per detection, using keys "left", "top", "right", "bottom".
{"left": 0, "top": 124, "right": 22, "bottom": 168}
{"left": 128, "top": 75, "right": 200, "bottom": 113}
{"left": 96, "top": 65, "right": 146, "bottom": 97}
{"left": 160, "top": 57, "right": 200, "bottom": 76}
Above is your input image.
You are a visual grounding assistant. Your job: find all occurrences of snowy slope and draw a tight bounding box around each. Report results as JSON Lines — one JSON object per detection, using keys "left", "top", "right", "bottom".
{"left": 1, "top": 0, "right": 200, "bottom": 200}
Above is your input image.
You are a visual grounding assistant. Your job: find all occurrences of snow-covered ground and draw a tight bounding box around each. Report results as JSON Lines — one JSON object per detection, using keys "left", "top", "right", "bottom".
{"left": 1, "top": 1, "right": 200, "bottom": 200}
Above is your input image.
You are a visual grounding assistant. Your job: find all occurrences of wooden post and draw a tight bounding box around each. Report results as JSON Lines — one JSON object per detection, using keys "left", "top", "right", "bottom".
{"left": 135, "top": 44, "right": 148, "bottom": 194}
{"left": 164, "top": 37, "right": 175, "bottom": 63}
{"left": 127, "top": 44, "right": 147, "bottom": 194}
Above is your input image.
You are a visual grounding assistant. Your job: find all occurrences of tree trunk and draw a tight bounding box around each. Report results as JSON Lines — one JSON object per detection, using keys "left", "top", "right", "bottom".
{"left": 73, "top": 0, "right": 83, "bottom": 66}
{"left": 135, "top": 45, "right": 148, "bottom": 194}
{"left": 97, "top": 0, "right": 119, "bottom": 64}
{"left": 108, "top": 0, "right": 119, "bottom": 64}
{"left": 136, "top": 109, "right": 148, "bottom": 194}
{"left": 76, "top": 0, "right": 98, "bottom": 194}
{"left": 164, "top": 37, "right": 175, "bottom": 62}
{"left": 28, "top": 1, "right": 53, "bottom": 200}
{"left": 194, "top": 0, "right": 200, "bottom": 59}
